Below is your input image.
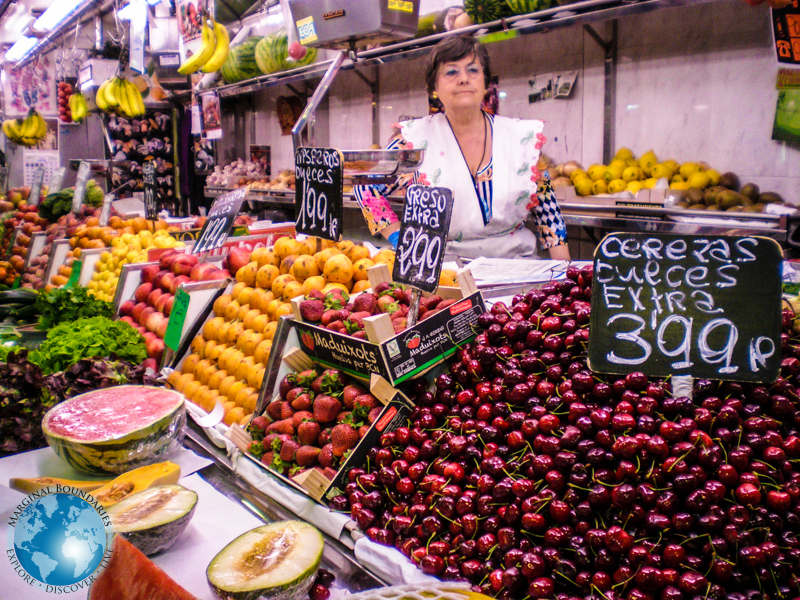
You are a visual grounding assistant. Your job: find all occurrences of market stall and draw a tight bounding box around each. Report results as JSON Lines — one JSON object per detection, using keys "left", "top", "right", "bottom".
{"left": 1, "top": 0, "right": 800, "bottom": 599}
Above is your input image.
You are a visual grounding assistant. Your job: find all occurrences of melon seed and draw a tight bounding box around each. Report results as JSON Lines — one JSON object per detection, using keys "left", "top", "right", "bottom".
{"left": 95, "top": 482, "right": 135, "bottom": 503}
{"left": 239, "top": 530, "right": 296, "bottom": 580}
{"left": 112, "top": 488, "right": 178, "bottom": 524}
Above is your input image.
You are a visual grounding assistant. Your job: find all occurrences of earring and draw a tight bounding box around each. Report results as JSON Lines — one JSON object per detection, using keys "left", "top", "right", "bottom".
{"left": 431, "top": 91, "right": 438, "bottom": 99}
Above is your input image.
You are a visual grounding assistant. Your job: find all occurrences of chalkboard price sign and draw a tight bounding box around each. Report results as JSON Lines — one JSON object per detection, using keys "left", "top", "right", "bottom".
{"left": 589, "top": 232, "right": 782, "bottom": 383}
{"left": 143, "top": 161, "right": 157, "bottom": 220}
{"left": 28, "top": 167, "right": 44, "bottom": 208}
{"left": 191, "top": 187, "right": 248, "bottom": 255}
{"left": 294, "top": 147, "right": 343, "bottom": 241}
{"left": 72, "top": 161, "right": 90, "bottom": 213}
{"left": 392, "top": 185, "right": 454, "bottom": 294}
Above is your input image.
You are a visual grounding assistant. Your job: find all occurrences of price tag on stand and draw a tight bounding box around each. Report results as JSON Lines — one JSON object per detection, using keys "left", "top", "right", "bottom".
{"left": 99, "top": 194, "right": 114, "bottom": 227}
{"left": 164, "top": 288, "right": 191, "bottom": 351}
{"left": 49, "top": 167, "right": 66, "bottom": 193}
{"left": 28, "top": 167, "right": 44, "bottom": 207}
{"left": 588, "top": 232, "right": 783, "bottom": 383}
{"left": 143, "top": 161, "right": 158, "bottom": 220}
{"left": 72, "top": 161, "right": 90, "bottom": 213}
{"left": 65, "top": 261, "right": 82, "bottom": 288}
{"left": 392, "top": 185, "right": 454, "bottom": 295}
{"left": 294, "top": 147, "right": 343, "bottom": 242}
{"left": 191, "top": 187, "right": 248, "bottom": 256}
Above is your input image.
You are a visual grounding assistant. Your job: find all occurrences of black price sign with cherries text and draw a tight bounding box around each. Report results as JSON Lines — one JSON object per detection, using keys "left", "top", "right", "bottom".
{"left": 191, "top": 187, "right": 248, "bottom": 255}
{"left": 294, "top": 147, "right": 343, "bottom": 241}
{"left": 589, "top": 232, "right": 782, "bottom": 383}
{"left": 143, "top": 161, "right": 157, "bottom": 220}
{"left": 392, "top": 185, "right": 454, "bottom": 294}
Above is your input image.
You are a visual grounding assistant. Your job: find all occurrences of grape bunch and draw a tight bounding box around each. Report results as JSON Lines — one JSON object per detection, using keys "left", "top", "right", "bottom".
{"left": 329, "top": 265, "right": 800, "bottom": 599}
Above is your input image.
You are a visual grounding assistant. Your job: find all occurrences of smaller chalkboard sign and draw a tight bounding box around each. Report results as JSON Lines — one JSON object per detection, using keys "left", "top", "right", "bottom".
{"left": 392, "top": 185, "right": 454, "bottom": 294}
{"left": 143, "top": 161, "right": 157, "bottom": 220}
{"left": 72, "top": 161, "right": 90, "bottom": 213}
{"left": 588, "top": 232, "right": 783, "bottom": 383}
{"left": 49, "top": 167, "right": 66, "bottom": 193}
{"left": 28, "top": 167, "right": 44, "bottom": 208}
{"left": 294, "top": 147, "right": 343, "bottom": 242}
{"left": 191, "top": 187, "right": 248, "bottom": 255}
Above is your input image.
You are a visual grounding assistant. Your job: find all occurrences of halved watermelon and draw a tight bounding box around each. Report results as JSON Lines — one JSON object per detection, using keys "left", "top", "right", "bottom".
{"left": 207, "top": 521, "right": 323, "bottom": 600}
{"left": 88, "top": 535, "right": 196, "bottom": 600}
{"left": 42, "top": 386, "right": 185, "bottom": 475}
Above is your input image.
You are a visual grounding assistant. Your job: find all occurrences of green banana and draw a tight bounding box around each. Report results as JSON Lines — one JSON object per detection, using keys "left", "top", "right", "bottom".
{"left": 178, "top": 17, "right": 216, "bottom": 75}
{"left": 200, "top": 19, "right": 230, "bottom": 73}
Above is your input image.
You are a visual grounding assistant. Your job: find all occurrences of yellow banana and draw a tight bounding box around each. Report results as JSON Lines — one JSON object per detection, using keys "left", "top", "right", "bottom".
{"left": 21, "top": 112, "right": 37, "bottom": 138}
{"left": 178, "top": 17, "right": 216, "bottom": 75}
{"left": 200, "top": 19, "right": 230, "bottom": 73}
{"left": 104, "top": 77, "right": 120, "bottom": 109}
{"left": 8, "top": 118, "right": 23, "bottom": 141}
{"left": 131, "top": 81, "right": 145, "bottom": 116}
{"left": 96, "top": 81, "right": 110, "bottom": 112}
{"left": 117, "top": 79, "right": 132, "bottom": 117}
{"left": 35, "top": 112, "right": 46, "bottom": 138}
{"left": 2, "top": 120, "right": 15, "bottom": 140}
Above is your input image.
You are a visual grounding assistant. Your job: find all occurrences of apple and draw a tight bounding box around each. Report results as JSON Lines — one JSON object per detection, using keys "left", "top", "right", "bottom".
{"left": 147, "top": 338, "right": 165, "bottom": 363}
{"left": 142, "top": 331, "right": 157, "bottom": 345}
{"left": 171, "top": 253, "right": 198, "bottom": 276}
{"left": 120, "top": 316, "right": 136, "bottom": 328}
{"left": 146, "top": 311, "right": 166, "bottom": 334}
{"left": 141, "top": 358, "right": 158, "bottom": 371}
{"left": 288, "top": 41, "right": 307, "bottom": 60}
{"left": 226, "top": 247, "right": 250, "bottom": 277}
{"left": 131, "top": 302, "right": 149, "bottom": 323}
{"left": 158, "top": 272, "right": 176, "bottom": 293}
{"left": 207, "top": 269, "right": 230, "bottom": 281}
{"left": 134, "top": 282, "right": 153, "bottom": 304}
{"left": 119, "top": 300, "right": 136, "bottom": 317}
{"left": 162, "top": 295, "right": 174, "bottom": 317}
{"left": 147, "top": 288, "right": 163, "bottom": 307}
{"left": 154, "top": 293, "right": 172, "bottom": 315}
{"left": 141, "top": 264, "right": 160, "bottom": 285}
{"left": 139, "top": 306, "right": 155, "bottom": 328}
{"left": 190, "top": 263, "right": 218, "bottom": 281}
{"left": 159, "top": 249, "right": 180, "bottom": 270}
{"left": 156, "top": 318, "right": 168, "bottom": 338}
{"left": 170, "top": 275, "right": 190, "bottom": 294}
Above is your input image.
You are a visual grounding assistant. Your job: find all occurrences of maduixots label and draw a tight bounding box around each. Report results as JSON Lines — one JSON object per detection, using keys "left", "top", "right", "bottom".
{"left": 6, "top": 485, "right": 114, "bottom": 594}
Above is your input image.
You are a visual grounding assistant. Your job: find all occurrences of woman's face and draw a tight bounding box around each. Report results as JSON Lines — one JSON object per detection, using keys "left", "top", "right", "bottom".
{"left": 434, "top": 54, "right": 486, "bottom": 114}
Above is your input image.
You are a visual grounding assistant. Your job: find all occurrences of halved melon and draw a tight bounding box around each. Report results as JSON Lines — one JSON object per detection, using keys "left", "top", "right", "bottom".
{"left": 107, "top": 484, "right": 198, "bottom": 556}
{"left": 42, "top": 385, "right": 185, "bottom": 474}
{"left": 207, "top": 521, "right": 324, "bottom": 600}
{"left": 92, "top": 462, "right": 181, "bottom": 507}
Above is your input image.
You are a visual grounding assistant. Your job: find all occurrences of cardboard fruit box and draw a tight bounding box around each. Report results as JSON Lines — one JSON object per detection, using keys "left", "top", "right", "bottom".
{"left": 290, "top": 265, "right": 486, "bottom": 386}
{"left": 226, "top": 348, "right": 412, "bottom": 503}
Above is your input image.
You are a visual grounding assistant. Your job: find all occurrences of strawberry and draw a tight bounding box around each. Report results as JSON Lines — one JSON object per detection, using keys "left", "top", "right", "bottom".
{"left": 285, "top": 387, "right": 305, "bottom": 403}
{"left": 291, "top": 392, "right": 314, "bottom": 411}
{"left": 422, "top": 308, "right": 439, "bottom": 320}
{"left": 354, "top": 393, "right": 378, "bottom": 411}
{"left": 351, "top": 330, "right": 367, "bottom": 340}
{"left": 353, "top": 293, "right": 378, "bottom": 314}
{"left": 318, "top": 427, "right": 332, "bottom": 446}
{"left": 299, "top": 298, "right": 324, "bottom": 322}
{"left": 291, "top": 410, "right": 313, "bottom": 429}
{"left": 311, "top": 370, "right": 344, "bottom": 393}
{"left": 264, "top": 433, "right": 279, "bottom": 447}
{"left": 280, "top": 439, "right": 300, "bottom": 462}
{"left": 313, "top": 394, "right": 342, "bottom": 422}
{"left": 391, "top": 284, "right": 406, "bottom": 302}
{"left": 266, "top": 400, "right": 283, "bottom": 421}
{"left": 261, "top": 451, "right": 274, "bottom": 467}
{"left": 392, "top": 317, "right": 407, "bottom": 334}
{"left": 377, "top": 295, "right": 400, "bottom": 314}
{"left": 326, "top": 320, "right": 345, "bottom": 333}
{"left": 374, "top": 282, "right": 392, "bottom": 295}
{"left": 297, "top": 420, "right": 321, "bottom": 446}
{"left": 417, "top": 305, "right": 429, "bottom": 319}
{"left": 391, "top": 305, "right": 409, "bottom": 319}
{"left": 342, "top": 384, "right": 367, "bottom": 409}
{"left": 423, "top": 295, "right": 443, "bottom": 309}
{"left": 250, "top": 415, "right": 268, "bottom": 431}
{"left": 319, "top": 444, "right": 335, "bottom": 468}
{"left": 278, "top": 375, "right": 295, "bottom": 399}
{"left": 336, "top": 411, "right": 352, "bottom": 424}
{"left": 295, "top": 445, "right": 321, "bottom": 467}
{"left": 294, "top": 369, "right": 319, "bottom": 387}
{"left": 323, "top": 292, "right": 346, "bottom": 311}
{"left": 267, "top": 418, "right": 294, "bottom": 435}
{"left": 307, "top": 289, "right": 324, "bottom": 300}
{"left": 280, "top": 401, "right": 294, "bottom": 420}
{"left": 320, "top": 309, "right": 338, "bottom": 326}
{"left": 334, "top": 308, "right": 351, "bottom": 322}
{"left": 322, "top": 467, "right": 338, "bottom": 480}
{"left": 368, "top": 407, "right": 383, "bottom": 424}
{"left": 438, "top": 299, "right": 457, "bottom": 310}
{"left": 331, "top": 424, "right": 359, "bottom": 457}
{"left": 359, "top": 424, "right": 371, "bottom": 438}
{"left": 403, "top": 289, "right": 414, "bottom": 304}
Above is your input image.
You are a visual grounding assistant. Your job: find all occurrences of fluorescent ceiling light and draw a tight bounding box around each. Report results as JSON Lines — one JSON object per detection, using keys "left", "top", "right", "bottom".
{"left": 146, "top": 0, "right": 162, "bottom": 5}
{"left": 32, "top": 0, "right": 84, "bottom": 32}
{"left": 118, "top": 3, "right": 132, "bottom": 20}
{"left": 4, "top": 35, "right": 36, "bottom": 61}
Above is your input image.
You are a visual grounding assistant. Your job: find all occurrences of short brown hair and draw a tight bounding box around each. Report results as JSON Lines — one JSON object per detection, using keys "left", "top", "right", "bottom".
{"left": 425, "top": 36, "right": 491, "bottom": 96}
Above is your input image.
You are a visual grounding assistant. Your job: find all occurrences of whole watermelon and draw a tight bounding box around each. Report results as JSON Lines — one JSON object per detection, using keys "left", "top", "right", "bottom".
{"left": 464, "top": 0, "right": 508, "bottom": 23}
{"left": 220, "top": 36, "right": 263, "bottom": 83}
{"left": 255, "top": 31, "right": 287, "bottom": 74}
{"left": 505, "top": 0, "right": 551, "bottom": 15}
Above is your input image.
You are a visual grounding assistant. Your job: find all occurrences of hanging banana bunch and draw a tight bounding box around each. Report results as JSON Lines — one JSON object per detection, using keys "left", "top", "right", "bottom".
{"left": 178, "top": 15, "right": 229, "bottom": 75}
{"left": 95, "top": 75, "right": 146, "bottom": 118}
{"left": 2, "top": 109, "right": 47, "bottom": 148}
{"left": 68, "top": 91, "right": 88, "bottom": 123}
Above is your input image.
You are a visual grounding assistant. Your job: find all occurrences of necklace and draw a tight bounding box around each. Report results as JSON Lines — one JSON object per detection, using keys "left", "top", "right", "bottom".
{"left": 446, "top": 111, "right": 488, "bottom": 180}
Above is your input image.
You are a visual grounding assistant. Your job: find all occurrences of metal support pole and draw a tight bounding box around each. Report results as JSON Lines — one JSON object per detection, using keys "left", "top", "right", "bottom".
{"left": 372, "top": 66, "right": 380, "bottom": 147}
{"left": 95, "top": 14, "right": 103, "bottom": 51}
{"left": 292, "top": 50, "right": 346, "bottom": 152}
{"left": 603, "top": 20, "right": 617, "bottom": 166}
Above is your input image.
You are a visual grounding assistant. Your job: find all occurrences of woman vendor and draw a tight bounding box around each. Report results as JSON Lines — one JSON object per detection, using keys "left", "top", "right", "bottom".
{"left": 355, "top": 35, "right": 571, "bottom": 261}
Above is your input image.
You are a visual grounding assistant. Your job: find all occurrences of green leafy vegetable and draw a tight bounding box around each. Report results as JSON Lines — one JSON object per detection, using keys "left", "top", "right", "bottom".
{"left": 30, "top": 316, "right": 147, "bottom": 374}
{"left": 34, "top": 286, "right": 114, "bottom": 330}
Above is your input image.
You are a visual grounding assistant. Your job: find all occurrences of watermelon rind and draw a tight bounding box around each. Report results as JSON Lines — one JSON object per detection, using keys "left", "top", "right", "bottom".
{"left": 207, "top": 521, "right": 323, "bottom": 600}
{"left": 505, "top": 0, "right": 551, "bottom": 15}
{"left": 464, "top": 0, "right": 507, "bottom": 23}
{"left": 42, "top": 386, "right": 186, "bottom": 475}
{"left": 221, "top": 36, "right": 263, "bottom": 83}
{"left": 107, "top": 484, "right": 198, "bottom": 556}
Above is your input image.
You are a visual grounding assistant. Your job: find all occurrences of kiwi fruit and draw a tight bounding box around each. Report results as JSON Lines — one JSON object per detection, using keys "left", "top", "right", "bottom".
{"left": 686, "top": 187, "right": 705, "bottom": 205}
{"left": 704, "top": 186, "right": 724, "bottom": 206}
{"left": 689, "top": 204, "right": 707, "bottom": 210}
{"left": 716, "top": 190, "right": 742, "bottom": 210}
{"left": 740, "top": 183, "right": 760, "bottom": 201}
{"left": 674, "top": 201, "right": 690, "bottom": 209}
{"left": 706, "top": 205, "right": 721, "bottom": 211}
{"left": 758, "top": 192, "right": 784, "bottom": 204}
{"left": 726, "top": 206, "right": 744, "bottom": 212}
{"left": 718, "top": 172, "right": 740, "bottom": 191}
